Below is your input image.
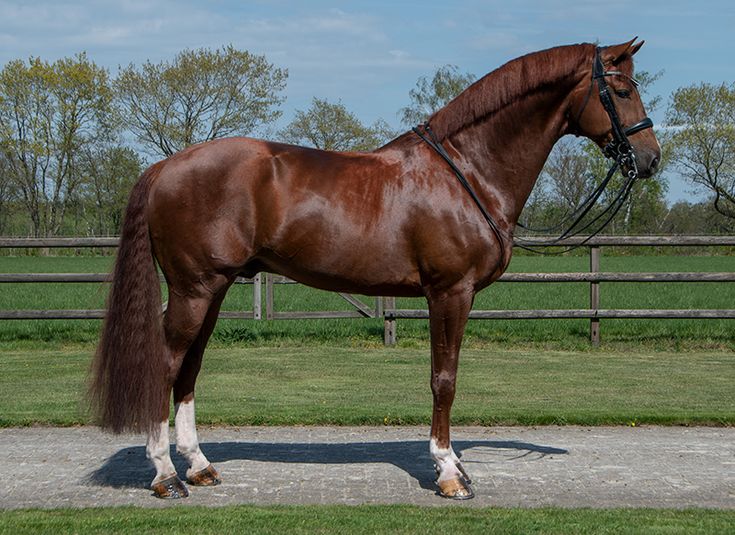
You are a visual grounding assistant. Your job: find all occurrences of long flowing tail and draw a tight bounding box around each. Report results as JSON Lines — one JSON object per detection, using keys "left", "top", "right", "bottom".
{"left": 89, "top": 165, "right": 168, "bottom": 435}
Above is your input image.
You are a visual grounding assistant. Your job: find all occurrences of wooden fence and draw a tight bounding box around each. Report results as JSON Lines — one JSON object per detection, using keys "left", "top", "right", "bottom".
{"left": 1, "top": 235, "right": 734, "bottom": 345}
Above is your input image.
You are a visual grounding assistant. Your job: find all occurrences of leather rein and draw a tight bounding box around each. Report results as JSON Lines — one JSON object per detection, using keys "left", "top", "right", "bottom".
{"left": 413, "top": 46, "right": 654, "bottom": 256}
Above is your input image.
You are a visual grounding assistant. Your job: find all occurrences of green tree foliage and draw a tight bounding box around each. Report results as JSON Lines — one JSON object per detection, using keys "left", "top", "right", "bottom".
{"left": 399, "top": 65, "right": 476, "bottom": 127}
{"left": 636, "top": 70, "right": 664, "bottom": 113}
{"left": 80, "top": 146, "right": 143, "bottom": 235}
{"left": 660, "top": 200, "right": 735, "bottom": 234}
{"left": 116, "top": 45, "right": 287, "bottom": 157}
{"left": 278, "top": 97, "right": 395, "bottom": 151}
{"left": 666, "top": 82, "right": 735, "bottom": 219}
{"left": 0, "top": 154, "right": 15, "bottom": 234}
{"left": 0, "top": 54, "right": 113, "bottom": 237}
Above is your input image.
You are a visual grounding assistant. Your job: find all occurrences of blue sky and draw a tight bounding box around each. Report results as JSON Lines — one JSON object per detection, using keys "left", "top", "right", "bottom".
{"left": 0, "top": 0, "right": 733, "bottom": 201}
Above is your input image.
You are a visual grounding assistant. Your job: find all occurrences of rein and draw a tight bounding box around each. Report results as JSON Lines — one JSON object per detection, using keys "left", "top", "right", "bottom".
{"left": 412, "top": 122, "right": 507, "bottom": 265}
{"left": 414, "top": 46, "right": 653, "bottom": 256}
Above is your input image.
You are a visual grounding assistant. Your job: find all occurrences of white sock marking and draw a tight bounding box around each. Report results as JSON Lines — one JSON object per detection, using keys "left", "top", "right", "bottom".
{"left": 175, "top": 400, "right": 210, "bottom": 477}
{"left": 146, "top": 420, "right": 176, "bottom": 484}
{"left": 430, "top": 437, "right": 462, "bottom": 482}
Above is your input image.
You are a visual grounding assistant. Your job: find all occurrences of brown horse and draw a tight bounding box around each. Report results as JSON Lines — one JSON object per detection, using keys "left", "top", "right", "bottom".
{"left": 91, "top": 39, "right": 660, "bottom": 499}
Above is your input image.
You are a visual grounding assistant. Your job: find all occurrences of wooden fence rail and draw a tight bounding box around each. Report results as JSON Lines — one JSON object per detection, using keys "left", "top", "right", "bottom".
{"left": 4, "top": 271, "right": 735, "bottom": 284}
{"left": 1, "top": 235, "right": 734, "bottom": 345}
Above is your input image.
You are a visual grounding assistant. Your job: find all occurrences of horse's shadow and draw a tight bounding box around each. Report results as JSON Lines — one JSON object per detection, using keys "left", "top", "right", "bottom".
{"left": 86, "top": 438, "right": 567, "bottom": 491}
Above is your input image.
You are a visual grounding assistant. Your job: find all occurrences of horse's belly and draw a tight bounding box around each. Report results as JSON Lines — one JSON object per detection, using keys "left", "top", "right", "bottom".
{"left": 257, "top": 230, "right": 424, "bottom": 297}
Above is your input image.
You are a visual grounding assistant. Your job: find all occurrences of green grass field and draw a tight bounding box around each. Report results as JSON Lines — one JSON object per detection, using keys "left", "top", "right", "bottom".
{"left": 0, "top": 254, "right": 733, "bottom": 350}
{"left": 1, "top": 505, "right": 733, "bottom": 535}
{"left": 1, "top": 345, "right": 732, "bottom": 427}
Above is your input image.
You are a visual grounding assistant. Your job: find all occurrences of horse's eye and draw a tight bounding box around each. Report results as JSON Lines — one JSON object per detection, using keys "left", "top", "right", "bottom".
{"left": 615, "top": 89, "right": 631, "bottom": 99}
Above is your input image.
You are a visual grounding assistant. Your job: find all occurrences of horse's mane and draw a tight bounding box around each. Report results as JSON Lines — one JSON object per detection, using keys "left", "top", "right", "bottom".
{"left": 429, "top": 43, "right": 594, "bottom": 140}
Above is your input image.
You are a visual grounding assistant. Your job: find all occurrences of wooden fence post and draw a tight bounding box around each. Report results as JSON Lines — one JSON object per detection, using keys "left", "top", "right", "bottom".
{"left": 252, "top": 273, "right": 262, "bottom": 320}
{"left": 590, "top": 246, "right": 601, "bottom": 345}
{"left": 265, "top": 273, "right": 274, "bottom": 320}
{"left": 375, "top": 295, "right": 383, "bottom": 319}
{"left": 383, "top": 296, "right": 396, "bottom": 346}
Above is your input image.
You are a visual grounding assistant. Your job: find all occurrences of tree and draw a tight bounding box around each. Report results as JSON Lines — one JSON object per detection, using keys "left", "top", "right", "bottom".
{"left": 278, "top": 97, "right": 395, "bottom": 151}
{"left": 635, "top": 69, "right": 665, "bottom": 114}
{"left": 518, "top": 138, "right": 595, "bottom": 232}
{"left": 0, "top": 153, "right": 15, "bottom": 234}
{"left": 660, "top": 200, "right": 735, "bottom": 235}
{"left": 116, "top": 45, "right": 287, "bottom": 157}
{"left": 666, "top": 82, "right": 735, "bottom": 219}
{"left": 0, "top": 53, "right": 113, "bottom": 237}
{"left": 544, "top": 138, "right": 598, "bottom": 212}
{"left": 399, "top": 65, "right": 476, "bottom": 127}
{"left": 80, "top": 145, "right": 143, "bottom": 235}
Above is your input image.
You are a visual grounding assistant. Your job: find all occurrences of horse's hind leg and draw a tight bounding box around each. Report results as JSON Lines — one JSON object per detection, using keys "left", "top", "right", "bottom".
{"left": 173, "top": 283, "right": 232, "bottom": 487}
{"left": 146, "top": 278, "right": 230, "bottom": 498}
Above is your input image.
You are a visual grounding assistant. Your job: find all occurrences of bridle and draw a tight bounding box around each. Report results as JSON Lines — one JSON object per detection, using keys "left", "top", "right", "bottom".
{"left": 574, "top": 46, "right": 654, "bottom": 180}
{"left": 413, "top": 45, "right": 655, "bottom": 256}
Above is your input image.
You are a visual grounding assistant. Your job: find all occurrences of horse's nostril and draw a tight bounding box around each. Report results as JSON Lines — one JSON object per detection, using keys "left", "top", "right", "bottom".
{"left": 650, "top": 157, "right": 659, "bottom": 170}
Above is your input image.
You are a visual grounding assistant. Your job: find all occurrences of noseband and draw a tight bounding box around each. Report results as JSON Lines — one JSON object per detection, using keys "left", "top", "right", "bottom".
{"left": 576, "top": 47, "right": 654, "bottom": 179}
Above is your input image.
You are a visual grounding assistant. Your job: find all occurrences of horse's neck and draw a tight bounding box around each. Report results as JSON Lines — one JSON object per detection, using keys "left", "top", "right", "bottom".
{"left": 443, "top": 57, "right": 586, "bottom": 228}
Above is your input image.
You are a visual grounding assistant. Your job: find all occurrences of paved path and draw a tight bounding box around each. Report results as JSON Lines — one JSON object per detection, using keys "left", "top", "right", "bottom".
{"left": 1, "top": 426, "right": 733, "bottom": 509}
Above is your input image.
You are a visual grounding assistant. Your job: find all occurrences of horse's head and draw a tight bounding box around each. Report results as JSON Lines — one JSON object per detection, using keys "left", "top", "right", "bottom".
{"left": 569, "top": 38, "right": 661, "bottom": 179}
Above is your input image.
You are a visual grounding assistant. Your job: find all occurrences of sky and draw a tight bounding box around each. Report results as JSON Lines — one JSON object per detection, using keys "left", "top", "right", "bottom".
{"left": 0, "top": 0, "right": 733, "bottom": 202}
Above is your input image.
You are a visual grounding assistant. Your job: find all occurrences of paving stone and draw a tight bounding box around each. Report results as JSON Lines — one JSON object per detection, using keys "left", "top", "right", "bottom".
{"left": 0, "top": 426, "right": 733, "bottom": 509}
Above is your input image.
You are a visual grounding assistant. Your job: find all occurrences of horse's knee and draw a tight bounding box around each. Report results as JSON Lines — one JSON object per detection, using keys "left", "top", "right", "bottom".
{"left": 431, "top": 371, "right": 456, "bottom": 404}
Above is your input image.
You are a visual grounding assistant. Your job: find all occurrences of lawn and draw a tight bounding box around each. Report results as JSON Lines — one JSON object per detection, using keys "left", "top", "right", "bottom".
{"left": 1, "top": 505, "right": 733, "bottom": 534}
{"left": 1, "top": 345, "right": 732, "bottom": 427}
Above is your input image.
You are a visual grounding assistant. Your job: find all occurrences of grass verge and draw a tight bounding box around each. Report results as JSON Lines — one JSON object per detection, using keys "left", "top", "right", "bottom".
{"left": 1, "top": 346, "right": 732, "bottom": 427}
{"left": 1, "top": 505, "right": 733, "bottom": 534}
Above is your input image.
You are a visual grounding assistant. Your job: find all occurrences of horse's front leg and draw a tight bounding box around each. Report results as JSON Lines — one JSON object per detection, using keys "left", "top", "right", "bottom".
{"left": 426, "top": 284, "right": 475, "bottom": 499}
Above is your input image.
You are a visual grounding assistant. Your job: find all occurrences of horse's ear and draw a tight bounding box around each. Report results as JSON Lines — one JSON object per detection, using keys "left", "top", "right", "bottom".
{"left": 629, "top": 40, "right": 645, "bottom": 57}
{"left": 603, "top": 37, "right": 643, "bottom": 65}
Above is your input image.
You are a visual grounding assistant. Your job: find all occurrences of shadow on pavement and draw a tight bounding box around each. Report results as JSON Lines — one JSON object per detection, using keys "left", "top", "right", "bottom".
{"left": 86, "top": 438, "right": 567, "bottom": 491}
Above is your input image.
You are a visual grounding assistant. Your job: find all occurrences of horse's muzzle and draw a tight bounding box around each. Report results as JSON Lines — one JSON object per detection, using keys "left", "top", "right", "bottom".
{"left": 632, "top": 148, "right": 661, "bottom": 179}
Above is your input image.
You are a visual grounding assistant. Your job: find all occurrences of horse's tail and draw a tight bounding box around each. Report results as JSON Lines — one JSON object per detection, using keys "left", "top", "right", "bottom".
{"left": 89, "top": 164, "right": 168, "bottom": 435}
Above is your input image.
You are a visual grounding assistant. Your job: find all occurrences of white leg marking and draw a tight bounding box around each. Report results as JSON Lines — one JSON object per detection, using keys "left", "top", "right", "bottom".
{"left": 175, "top": 400, "right": 210, "bottom": 477}
{"left": 430, "top": 437, "right": 462, "bottom": 482}
{"left": 146, "top": 420, "right": 176, "bottom": 484}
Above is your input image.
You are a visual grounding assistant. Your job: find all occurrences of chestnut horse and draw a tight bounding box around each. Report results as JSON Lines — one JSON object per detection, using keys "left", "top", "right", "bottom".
{"left": 91, "top": 39, "right": 660, "bottom": 499}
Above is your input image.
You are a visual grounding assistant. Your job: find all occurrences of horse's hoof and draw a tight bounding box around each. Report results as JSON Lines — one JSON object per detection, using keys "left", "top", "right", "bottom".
{"left": 437, "top": 475, "right": 475, "bottom": 500}
{"left": 151, "top": 474, "right": 189, "bottom": 499}
{"left": 187, "top": 464, "right": 221, "bottom": 486}
{"left": 456, "top": 461, "right": 472, "bottom": 484}
{"left": 435, "top": 461, "right": 473, "bottom": 485}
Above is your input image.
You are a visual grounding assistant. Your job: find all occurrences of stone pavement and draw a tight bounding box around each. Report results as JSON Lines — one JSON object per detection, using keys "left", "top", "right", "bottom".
{"left": 1, "top": 426, "right": 733, "bottom": 509}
